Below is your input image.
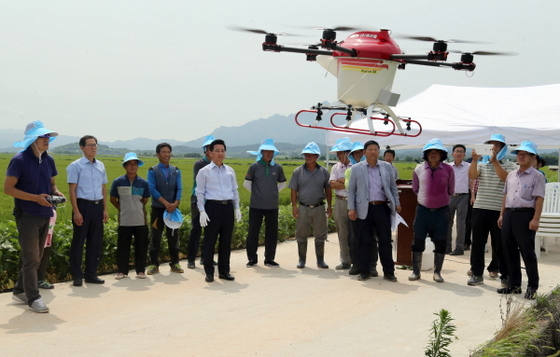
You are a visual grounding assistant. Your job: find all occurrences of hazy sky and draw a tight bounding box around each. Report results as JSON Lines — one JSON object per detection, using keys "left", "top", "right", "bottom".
{"left": 1, "top": 1, "right": 559, "bottom": 142}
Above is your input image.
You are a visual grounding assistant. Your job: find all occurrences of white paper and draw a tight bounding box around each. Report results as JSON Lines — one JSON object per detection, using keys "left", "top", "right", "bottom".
{"left": 391, "top": 213, "right": 408, "bottom": 232}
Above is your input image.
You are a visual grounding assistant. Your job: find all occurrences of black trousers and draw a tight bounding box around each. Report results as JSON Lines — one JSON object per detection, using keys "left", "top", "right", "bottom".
{"left": 355, "top": 204, "right": 393, "bottom": 274}
{"left": 202, "top": 201, "right": 234, "bottom": 276}
{"left": 117, "top": 225, "right": 149, "bottom": 274}
{"left": 246, "top": 208, "right": 279, "bottom": 263}
{"left": 470, "top": 208, "right": 507, "bottom": 278}
{"left": 70, "top": 199, "right": 104, "bottom": 280}
{"left": 502, "top": 209, "right": 539, "bottom": 289}
{"left": 150, "top": 206, "right": 180, "bottom": 266}
{"left": 187, "top": 195, "right": 203, "bottom": 263}
{"left": 348, "top": 218, "right": 378, "bottom": 267}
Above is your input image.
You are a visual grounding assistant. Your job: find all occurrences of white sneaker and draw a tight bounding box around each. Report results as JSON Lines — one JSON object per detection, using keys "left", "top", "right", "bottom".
{"left": 30, "top": 298, "right": 49, "bottom": 313}
{"left": 12, "top": 293, "right": 28, "bottom": 304}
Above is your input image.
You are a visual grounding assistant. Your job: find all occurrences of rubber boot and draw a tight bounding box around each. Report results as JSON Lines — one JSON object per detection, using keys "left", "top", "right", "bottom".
{"left": 408, "top": 252, "right": 422, "bottom": 281}
{"left": 315, "top": 242, "right": 329, "bottom": 269}
{"left": 433, "top": 253, "right": 445, "bottom": 283}
{"left": 297, "top": 241, "right": 307, "bottom": 269}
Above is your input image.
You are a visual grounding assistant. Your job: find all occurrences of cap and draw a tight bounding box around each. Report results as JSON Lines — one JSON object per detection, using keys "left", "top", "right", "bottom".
{"left": 511, "top": 140, "right": 537, "bottom": 155}
{"left": 329, "top": 137, "right": 353, "bottom": 152}
{"left": 300, "top": 142, "right": 321, "bottom": 155}
{"left": 484, "top": 134, "right": 506, "bottom": 145}
{"left": 202, "top": 135, "right": 215, "bottom": 148}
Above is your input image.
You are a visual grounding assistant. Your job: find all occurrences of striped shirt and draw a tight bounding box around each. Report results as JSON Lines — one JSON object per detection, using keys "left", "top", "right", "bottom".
{"left": 473, "top": 159, "right": 517, "bottom": 211}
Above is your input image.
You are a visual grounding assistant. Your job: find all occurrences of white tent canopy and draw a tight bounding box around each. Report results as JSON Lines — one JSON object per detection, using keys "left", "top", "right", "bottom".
{"left": 326, "top": 84, "right": 560, "bottom": 150}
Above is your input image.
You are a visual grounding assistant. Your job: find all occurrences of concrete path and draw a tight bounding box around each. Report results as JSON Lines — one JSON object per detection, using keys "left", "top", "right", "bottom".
{"left": 1, "top": 234, "right": 559, "bottom": 357}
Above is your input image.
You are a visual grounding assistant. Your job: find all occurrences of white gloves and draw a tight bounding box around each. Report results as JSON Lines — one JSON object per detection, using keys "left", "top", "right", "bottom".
{"left": 199, "top": 211, "right": 210, "bottom": 227}
{"left": 235, "top": 208, "right": 242, "bottom": 223}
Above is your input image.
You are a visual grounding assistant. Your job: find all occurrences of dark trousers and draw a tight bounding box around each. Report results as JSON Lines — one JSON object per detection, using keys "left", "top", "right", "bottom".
{"left": 202, "top": 201, "right": 234, "bottom": 277}
{"left": 464, "top": 192, "right": 473, "bottom": 247}
{"left": 187, "top": 195, "right": 203, "bottom": 263}
{"left": 502, "top": 210, "right": 539, "bottom": 289}
{"left": 14, "top": 211, "right": 49, "bottom": 305}
{"left": 117, "top": 225, "right": 149, "bottom": 274}
{"left": 412, "top": 205, "right": 449, "bottom": 254}
{"left": 18, "top": 244, "right": 51, "bottom": 282}
{"left": 246, "top": 208, "right": 279, "bottom": 263}
{"left": 348, "top": 218, "right": 378, "bottom": 267}
{"left": 355, "top": 204, "right": 393, "bottom": 274}
{"left": 70, "top": 200, "right": 104, "bottom": 280}
{"left": 470, "top": 208, "right": 507, "bottom": 278}
{"left": 150, "top": 206, "right": 180, "bottom": 266}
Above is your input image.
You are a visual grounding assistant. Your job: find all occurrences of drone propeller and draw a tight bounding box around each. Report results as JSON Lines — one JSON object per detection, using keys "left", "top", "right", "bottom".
{"left": 312, "top": 26, "right": 362, "bottom": 32}
{"left": 225, "top": 25, "right": 299, "bottom": 37}
{"left": 449, "top": 50, "right": 518, "bottom": 56}
{"left": 398, "top": 35, "right": 486, "bottom": 44}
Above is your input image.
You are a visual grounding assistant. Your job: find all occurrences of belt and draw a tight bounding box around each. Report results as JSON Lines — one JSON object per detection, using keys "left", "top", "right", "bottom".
{"left": 452, "top": 193, "right": 468, "bottom": 196}
{"left": 369, "top": 201, "right": 389, "bottom": 205}
{"left": 335, "top": 195, "right": 348, "bottom": 201}
{"left": 506, "top": 207, "right": 535, "bottom": 212}
{"left": 419, "top": 204, "right": 449, "bottom": 212}
{"left": 299, "top": 201, "right": 324, "bottom": 208}
{"left": 207, "top": 200, "right": 233, "bottom": 205}
{"left": 78, "top": 198, "right": 101, "bottom": 204}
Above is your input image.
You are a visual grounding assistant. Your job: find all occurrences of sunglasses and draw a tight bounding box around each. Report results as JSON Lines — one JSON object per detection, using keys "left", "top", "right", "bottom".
{"left": 38, "top": 134, "right": 51, "bottom": 138}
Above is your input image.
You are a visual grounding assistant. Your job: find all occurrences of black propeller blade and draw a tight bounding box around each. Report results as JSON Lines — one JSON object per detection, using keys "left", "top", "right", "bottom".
{"left": 450, "top": 50, "right": 518, "bottom": 56}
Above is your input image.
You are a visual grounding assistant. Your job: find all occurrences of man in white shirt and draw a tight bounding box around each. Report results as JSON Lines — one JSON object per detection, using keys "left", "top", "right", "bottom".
{"left": 447, "top": 144, "right": 470, "bottom": 256}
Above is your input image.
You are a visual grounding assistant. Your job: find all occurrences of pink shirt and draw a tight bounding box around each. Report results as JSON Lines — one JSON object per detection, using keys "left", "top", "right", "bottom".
{"left": 503, "top": 167, "right": 546, "bottom": 208}
{"left": 413, "top": 162, "right": 455, "bottom": 209}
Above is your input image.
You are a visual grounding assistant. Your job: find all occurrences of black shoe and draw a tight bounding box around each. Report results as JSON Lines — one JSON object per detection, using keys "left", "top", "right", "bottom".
{"left": 73, "top": 278, "right": 83, "bottom": 287}
{"left": 371, "top": 268, "right": 379, "bottom": 277}
{"left": 335, "top": 263, "right": 351, "bottom": 270}
{"left": 449, "top": 249, "right": 464, "bottom": 256}
{"left": 497, "top": 286, "right": 522, "bottom": 294}
{"left": 464, "top": 245, "right": 470, "bottom": 251}
{"left": 525, "top": 287, "right": 537, "bottom": 300}
{"left": 205, "top": 275, "right": 214, "bottom": 283}
{"left": 85, "top": 277, "right": 104, "bottom": 284}
{"left": 264, "top": 260, "right": 280, "bottom": 267}
{"left": 219, "top": 273, "right": 235, "bottom": 281}
{"left": 246, "top": 260, "right": 257, "bottom": 268}
{"left": 349, "top": 265, "right": 359, "bottom": 275}
{"left": 358, "top": 273, "right": 371, "bottom": 281}
{"left": 187, "top": 261, "right": 195, "bottom": 269}
{"left": 383, "top": 274, "right": 397, "bottom": 282}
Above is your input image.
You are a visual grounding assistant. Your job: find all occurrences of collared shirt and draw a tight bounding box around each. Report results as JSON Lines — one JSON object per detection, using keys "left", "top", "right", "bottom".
{"left": 67, "top": 156, "right": 108, "bottom": 201}
{"left": 196, "top": 161, "right": 240, "bottom": 211}
{"left": 288, "top": 163, "right": 330, "bottom": 206}
{"left": 413, "top": 161, "right": 455, "bottom": 209}
{"left": 148, "top": 162, "right": 183, "bottom": 202}
{"left": 110, "top": 175, "right": 150, "bottom": 226}
{"left": 473, "top": 159, "right": 517, "bottom": 211}
{"left": 6, "top": 146, "right": 58, "bottom": 217}
{"left": 451, "top": 160, "right": 470, "bottom": 194}
{"left": 504, "top": 167, "right": 546, "bottom": 208}
{"left": 245, "top": 160, "right": 286, "bottom": 210}
{"left": 366, "top": 162, "right": 387, "bottom": 202}
{"left": 329, "top": 161, "right": 351, "bottom": 197}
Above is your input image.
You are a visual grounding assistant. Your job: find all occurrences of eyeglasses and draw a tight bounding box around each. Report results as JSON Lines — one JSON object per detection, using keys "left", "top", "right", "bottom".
{"left": 85, "top": 143, "right": 98, "bottom": 148}
{"left": 38, "top": 134, "right": 51, "bottom": 138}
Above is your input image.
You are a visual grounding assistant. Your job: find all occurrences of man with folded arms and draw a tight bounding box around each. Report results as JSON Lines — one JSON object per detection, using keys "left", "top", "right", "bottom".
{"left": 289, "top": 142, "right": 332, "bottom": 269}
{"left": 497, "top": 141, "right": 545, "bottom": 300}
{"left": 6, "top": 121, "right": 63, "bottom": 313}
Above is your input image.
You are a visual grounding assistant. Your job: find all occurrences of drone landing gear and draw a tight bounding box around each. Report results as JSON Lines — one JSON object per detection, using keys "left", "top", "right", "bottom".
{"left": 294, "top": 105, "right": 422, "bottom": 137}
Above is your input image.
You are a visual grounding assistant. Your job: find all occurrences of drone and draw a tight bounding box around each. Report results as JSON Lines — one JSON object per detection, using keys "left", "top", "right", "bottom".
{"left": 231, "top": 26, "right": 514, "bottom": 137}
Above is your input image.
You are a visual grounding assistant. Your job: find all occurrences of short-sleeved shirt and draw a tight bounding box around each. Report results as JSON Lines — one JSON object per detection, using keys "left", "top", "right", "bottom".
{"left": 288, "top": 164, "right": 330, "bottom": 205}
{"left": 329, "top": 162, "right": 351, "bottom": 197}
{"left": 67, "top": 156, "right": 108, "bottom": 200}
{"left": 413, "top": 161, "right": 455, "bottom": 209}
{"left": 245, "top": 160, "right": 287, "bottom": 210}
{"left": 6, "top": 146, "right": 58, "bottom": 217}
{"left": 110, "top": 174, "right": 150, "bottom": 226}
{"left": 503, "top": 167, "right": 546, "bottom": 208}
{"left": 473, "top": 159, "right": 517, "bottom": 211}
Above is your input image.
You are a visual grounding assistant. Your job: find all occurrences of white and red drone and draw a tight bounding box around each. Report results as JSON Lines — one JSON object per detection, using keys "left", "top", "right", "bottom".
{"left": 231, "top": 26, "right": 513, "bottom": 137}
